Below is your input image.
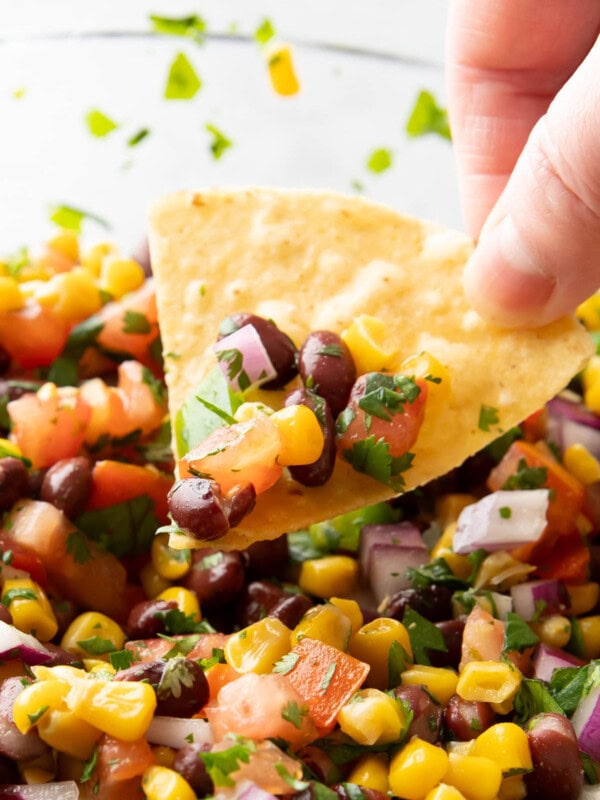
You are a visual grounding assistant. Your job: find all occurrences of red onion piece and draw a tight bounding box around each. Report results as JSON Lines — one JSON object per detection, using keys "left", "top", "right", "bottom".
{"left": 489, "top": 591, "right": 513, "bottom": 620}
{"left": 213, "top": 325, "right": 277, "bottom": 392}
{"left": 547, "top": 395, "right": 600, "bottom": 431}
{"left": 0, "top": 678, "right": 47, "bottom": 762}
{"left": 359, "top": 522, "right": 425, "bottom": 577}
{"left": 369, "top": 544, "right": 428, "bottom": 604}
{"left": 572, "top": 684, "right": 600, "bottom": 762}
{"left": 453, "top": 489, "right": 549, "bottom": 554}
{"left": 510, "top": 579, "right": 567, "bottom": 621}
{"left": 236, "top": 781, "right": 279, "bottom": 800}
{"left": 0, "top": 621, "right": 52, "bottom": 666}
{"left": 146, "top": 715, "right": 213, "bottom": 749}
{"left": 579, "top": 785, "right": 600, "bottom": 800}
{"left": 532, "top": 644, "right": 585, "bottom": 683}
{"left": 0, "top": 784, "right": 78, "bottom": 800}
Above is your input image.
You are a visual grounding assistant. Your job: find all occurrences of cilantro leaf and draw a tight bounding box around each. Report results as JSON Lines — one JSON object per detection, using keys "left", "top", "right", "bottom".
{"left": 49, "top": 204, "right": 110, "bottom": 233}
{"left": 255, "top": 18, "right": 276, "bottom": 45}
{"left": 198, "top": 647, "right": 225, "bottom": 671}
{"left": 273, "top": 652, "right": 300, "bottom": 675}
{"left": 75, "top": 495, "right": 160, "bottom": 559}
{"left": 366, "top": 148, "right": 393, "bottom": 174}
{"left": 85, "top": 109, "right": 118, "bottom": 138}
{"left": 122, "top": 310, "right": 151, "bottom": 334}
{"left": 2, "top": 588, "right": 37, "bottom": 605}
{"left": 403, "top": 607, "right": 447, "bottom": 665}
{"left": 137, "top": 420, "right": 173, "bottom": 464}
{"left": 281, "top": 700, "right": 308, "bottom": 729}
{"left": 77, "top": 636, "right": 115, "bottom": 655}
{"left": 80, "top": 746, "right": 98, "bottom": 783}
{"left": 109, "top": 649, "right": 134, "bottom": 671}
{"left": 478, "top": 404, "right": 500, "bottom": 432}
{"left": 549, "top": 661, "right": 600, "bottom": 715}
{"left": 198, "top": 741, "right": 255, "bottom": 787}
{"left": 406, "top": 558, "right": 470, "bottom": 591}
{"left": 317, "top": 344, "right": 344, "bottom": 357}
{"left": 150, "top": 14, "right": 206, "bottom": 45}
{"left": 406, "top": 90, "right": 451, "bottom": 141}
{"left": 5, "top": 246, "right": 28, "bottom": 278}
{"left": 27, "top": 705, "right": 49, "bottom": 725}
{"left": 141, "top": 366, "right": 166, "bottom": 405}
{"left": 320, "top": 662, "right": 337, "bottom": 693}
{"left": 216, "top": 347, "right": 250, "bottom": 390}
{"left": 157, "top": 607, "right": 213, "bottom": 636}
{"left": 502, "top": 458, "right": 548, "bottom": 491}
{"left": 388, "top": 639, "right": 410, "bottom": 687}
{"left": 62, "top": 315, "right": 104, "bottom": 360}
{"left": 206, "top": 123, "right": 233, "bottom": 160}
{"left": 164, "top": 52, "right": 202, "bottom": 100}
{"left": 513, "top": 678, "right": 564, "bottom": 724}
{"left": 128, "top": 128, "right": 150, "bottom": 147}
{"left": 341, "top": 435, "right": 413, "bottom": 491}
{"left": 46, "top": 356, "right": 79, "bottom": 387}
{"left": 503, "top": 612, "right": 540, "bottom": 653}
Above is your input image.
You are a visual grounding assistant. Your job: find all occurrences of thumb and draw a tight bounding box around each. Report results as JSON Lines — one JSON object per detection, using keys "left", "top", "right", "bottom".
{"left": 463, "top": 38, "right": 600, "bottom": 328}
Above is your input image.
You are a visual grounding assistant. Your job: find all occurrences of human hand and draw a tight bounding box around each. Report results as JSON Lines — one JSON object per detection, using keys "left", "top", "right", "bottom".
{"left": 447, "top": 0, "right": 600, "bottom": 327}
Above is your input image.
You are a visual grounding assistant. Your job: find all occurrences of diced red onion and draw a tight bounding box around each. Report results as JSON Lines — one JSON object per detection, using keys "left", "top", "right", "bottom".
{"left": 532, "top": 644, "right": 585, "bottom": 683}
{"left": 236, "top": 781, "right": 279, "bottom": 800}
{"left": 547, "top": 395, "right": 600, "bottom": 459}
{"left": 572, "top": 684, "right": 600, "bottom": 762}
{"left": 369, "top": 544, "right": 428, "bottom": 604}
{"left": 548, "top": 394, "right": 600, "bottom": 431}
{"left": 453, "top": 489, "right": 549, "bottom": 554}
{"left": 213, "top": 325, "right": 277, "bottom": 392}
{"left": 489, "top": 591, "right": 512, "bottom": 620}
{"left": 146, "top": 715, "right": 213, "bottom": 749}
{"left": 0, "top": 783, "right": 78, "bottom": 800}
{"left": 0, "top": 677, "right": 47, "bottom": 761}
{"left": 510, "top": 579, "right": 566, "bottom": 621}
{"left": 0, "top": 620, "right": 53, "bottom": 665}
{"left": 359, "top": 522, "right": 425, "bottom": 577}
{"left": 578, "top": 785, "right": 600, "bottom": 800}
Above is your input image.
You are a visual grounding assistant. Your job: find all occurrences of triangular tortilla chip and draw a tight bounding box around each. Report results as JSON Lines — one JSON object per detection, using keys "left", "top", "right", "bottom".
{"left": 148, "top": 188, "right": 592, "bottom": 550}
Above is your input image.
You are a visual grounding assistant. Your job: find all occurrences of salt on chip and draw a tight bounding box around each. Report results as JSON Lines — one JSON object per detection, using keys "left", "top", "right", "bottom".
{"left": 148, "top": 188, "right": 592, "bottom": 550}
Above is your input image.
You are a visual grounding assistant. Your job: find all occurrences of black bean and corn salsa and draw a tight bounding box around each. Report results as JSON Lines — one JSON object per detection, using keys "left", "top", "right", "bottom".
{"left": 0, "top": 229, "right": 599, "bottom": 800}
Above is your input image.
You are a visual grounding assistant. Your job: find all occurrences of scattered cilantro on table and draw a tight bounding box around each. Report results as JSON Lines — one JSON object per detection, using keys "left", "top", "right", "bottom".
{"left": 254, "top": 18, "right": 276, "bottom": 46}
{"left": 49, "top": 204, "right": 111, "bottom": 233}
{"left": 366, "top": 148, "right": 393, "bottom": 174}
{"left": 164, "top": 52, "right": 202, "bottom": 100}
{"left": 150, "top": 14, "right": 207, "bottom": 45}
{"left": 205, "top": 123, "right": 233, "bottom": 160}
{"left": 85, "top": 109, "right": 118, "bottom": 138}
{"left": 128, "top": 128, "right": 151, "bottom": 147}
{"left": 406, "top": 89, "right": 451, "bottom": 141}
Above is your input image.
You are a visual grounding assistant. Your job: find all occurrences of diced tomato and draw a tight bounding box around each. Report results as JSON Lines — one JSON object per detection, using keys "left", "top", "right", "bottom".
{"left": 224, "top": 739, "right": 306, "bottom": 795}
{"left": 97, "top": 734, "right": 155, "bottom": 784}
{"left": 117, "top": 360, "right": 166, "bottom": 436}
{"left": 96, "top": 279, "right": 160, "bottom": 366}
{"left": 0, "top": 302, "right": 69, "bottom": 369}
{"left": 87, "top": 460, "right": 173, "bottom": 524}
{"left": 79, "top": 776, "right": 145, "bottom": 800}
{"left": 204, "top": 662, "right": 240, "bottom": 706}
{"left": 80, "top": 378, "right": 129, "bottom": 446}
{"left": 125, "top": 637, "right": 175, "bottom": 663}
{"left": 186, "top": 632, "right": 230, "bottom": 660}
{"left": 8, "top": 383, "right": 90, "bottom": 469}
{"left": 178, "top": 416, "right": 283, "bottom": 494}
{"left": 5, "top": 549, "right": 48, "bottom": 589}
{"left": 459, "top": 605, "right": 532, "bottom": 675}
{"left": 522, "top": 408, "right": 547, "bottom": 442}
{"left": 535, "top": 532, "right": 591, "bottom": 584}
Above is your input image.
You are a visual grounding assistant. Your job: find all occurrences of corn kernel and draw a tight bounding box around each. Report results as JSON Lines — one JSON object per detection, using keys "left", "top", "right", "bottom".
{"left": 530, "top": 614, "right": 571, "bottom": 649}
{"left": 292, "top": 603, "right": 352, "bottom": 651}
{"left": 265, "top": 44, "right": 300, "bottom": 96}
{"left": 234, "top": 401, "right": 273, "bottom": 422}
{"left": 142, "top": 765, "right": 197, "bottom": 800}
{"left": 32, "top": 665, "right": 87, "bottom": 683}
{"left": 430, "top": 523, "right": 472, "bottom": 581}
{"left": 37, "top": 707, "right": 102, "bottom": 759}
{"left": 1, "top": 578, "right": 58, "bottom": 641}
{"left": 140, "top": 561, "right": 172, "bottom": 598}
{"left": 564, "top": 443, "right": 600, "bottom": 484}
{"left": 0, "top": 277, "right": 24, "bottom": 312}
{"left": 473, "top": 551, "right": 535, "bottom": 592}
{"left": 402, "top": 665, "right": 458, "bottom": 706}
{"left": 349, "top": 618, "right": 412, "bottom": 689}
{"left": 100, "top": 256, "right": 145, "bottom": 299}
{"left": 444, "top": 752, "right": 502, "bottom": 800}
{"left": 83, "top": 659, "right": 116, "bottom": 677}
{"left": 81, "top": 242, "right": 116, "bottom": 277}
{"left": 61, "top": 611, "right": 125, "bottom": 661}
{"left": 338, "top": 688, "right": 409, "bottom": 746}
{"left": 151, "top": 533, "right": 191, "bottom": 581}
{"left": 152, "top": 746, "right": 176, "bottom": 768}
{"left": 566, "top": 583, "right": 600, "bottom": 616}
{"left": 271, "top": 404, "right": 324, "bottom": 466}
{"left": 425, "top": 785, "right": 468, "bottom": 800}
{"left": 12, "top": 679, "right": 70, "bottom": 734}
{"left": 435, "top": 495, "right": 478, "bottom": 530}
{"left": 21, "top": 767, "right": 55, "bottom": 784}
{"left": 67, "top": 679, "right": 156, "bottom": 741}
{"left": 157, "top": 586, "right": 201, "bottom": 621}
{"left": 498, "top": 775, "right": 527, "bottom": 800}
{"left": 400, "top": 351, "right": 451, "bottom": 418}
{"left": 583, "top": 356, "right": 600, "bottom": 413}
{"left": 299, "top": 557, "right": 358, "bottom": 598}
{"left": 330, "top": 597, "right": 363, "bottom": 635}
{"left": 36, "top": 268, "right": 102, "bottom": 322}
{"left": 46, "top": 230, "right": 79, "bottom": 263}
{"left": 0, "top": 438, "right": 22, "bottom": 458}
{"left": 577, "top": 292, "right": 600, "bottom": 330}
{"left": 578, "top": 615, "right": 600, "bottom": 659}
{"left": 389, "top": 736, "right": 449, "bottom": 800}
{"left": 472, "top": 723, "right": 532, "bottom": 775}
{"left": 341, "top": 315, "right": 396, "bottom": 374}
{"left": 224, "top": 617, "right": 291, "bottom": 674}
{"left": 457, "top": 661, "right": 521, "bottom": 705}
{"left": 347, "top": 753, "right": 389, "bottom": 793}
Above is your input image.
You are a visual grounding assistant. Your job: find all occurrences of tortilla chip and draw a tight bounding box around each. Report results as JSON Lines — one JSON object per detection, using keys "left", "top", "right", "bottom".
{"left": 148, "top": 188, "right": 592, "bottom": 550}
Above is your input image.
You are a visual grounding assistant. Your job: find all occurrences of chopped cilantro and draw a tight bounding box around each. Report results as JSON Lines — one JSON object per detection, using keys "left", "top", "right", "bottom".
{"left": 158, "top": 633, "right": 202, "bottom": 659}
{"left": 164, "top": 52, "right": 202, "bottom": 100}
{"left": 366, "top": 148, "right": 393, "bottom": 174}
{"left": 12, "top": 87, "right": 26, "bottom": 99}
{"left": 66, "top": 531, "right": 92, "bottom": 564}
{"left": 478, "top": 404, "right": 500, "bottom": 432}
{"left": 216, "top": 347, "right": 251, "bottom": 391}
{"left": 49, "top": 204, "right": 110, "bottom": 233}
{"left": 5, "top": 246, "right": 28, "bottom": 278}
{"left": 341, "top": 435, "right": 414, "bottom": 491}
{"left": 351, "top": 179, "right": 365, "bottom": 192}
{"left": 150, "top": 14, "right": 206, "bottom": 44}
{"left": 319, "top": 661, "right": 337, "bottom": 693}
{"left": 109, "top": 649, "right": 134, "bottom": 671}
{"left": 206, "top": 123, "right": 233, "bottom": 160}
{"left": 503, "top": 612, "right": 540, "bottom": 653}
{"left": 281, "top": 700, "right": 308, "bottom": 729}
{"left": 273, "top": 652, "right": 300, "bottom": 675}
{"left": 141, "top": 366, "right": 166, "bottom": 405}
{"left": 198, "top": 741, "right": 255, "bottom": 787}
{"left": 184, "top": 732, "right": 194, "bottom": 743}
{"left": 200, "top": 552, "right": 224, "bottom": 569}
{"left": 485, "top": 426, "right": 522, "bottom": 463}
{"left": 85, "top": 109, "right": 118, "bottom": 138}
{"left": 254, "top": 18, "right": 276, "bottom": 45}
{"left": 198, "top": 647, "right": 225, "bottom": 671}
{"left": 583, "top": 753, "right": 599, "bottom": 785}
{"left": 502, "top": 458, "right": 548, "bottom": 491}
{"left": 76, "top": 636, "right": 115, "bottom": 656}
{"left": 137, "top": 420, "right": 173, "bottom": 464}
{"left": 388, "top": 639, "right": 410, "bottom": 687}
{"left": 128, "top": 128, "right": 150, "bottom": 147}
{"left": 2, "top": 588, "right": 37, "bottom": 605}
{"left": 81, "top": 746, "right": 98, "bottom": 783}
{"left": 317, "top": 344, "right": 344, "bottom": 357}
{"left": 499, "top": 506, "right": 512, "bottom": 519}
{"left": 566, "top": 616, "right": 586, "bottom": 659}
{"left": 402, "top": 607, "right": 447, "bottom": 665}
{"left": 158, "top": 607, "right": 214, "bottom": 636}
{"left": 27, "top": 705, "right": 49, "bottom": 725}
{"left": 194, "top": 394, "right": 237, "bottom": 425}
{"left": 513, "top": 678, "right": 564, "bottom": 724}
{"left": 62, "top": 315, "right": 104, "bottom": 360}
{"left": 46, "top": 356, "right": 79, "bottom": 387}
{"left": 406, "top": 90, "right": 451, "bottom": 141}
{"left": 122, "top": 310, "right": 152, "bottom": 335}
{"left": 407, "top": 558, "right": 470, "bottom": 590}
{"left": 75, "top": 495, "right": 159, "bottom": 559}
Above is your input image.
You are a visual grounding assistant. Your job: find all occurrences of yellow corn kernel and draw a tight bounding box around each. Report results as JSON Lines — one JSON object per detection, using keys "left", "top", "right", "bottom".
{"left": 152, "top": 745, "right": 176, "bottom": 768}
{"left": 67, "top": 678, "right": 156, "bottom": 741}
{"left": 224, "top": 617, "right": 291, "bottom": 674}
{"left": 347, "top": 753, "right": 389, "bottom": 793}
{"left": 46, "top": 230, "right": 79, "bottom": 263}
{"left": 341, "top": 314, "right": 396, "bottom": 374}
{"left": 578, "top": 615, "right": 600, "bottom": 659}
{"left": 36, "top": 268, "right": 102, "bottom": 322}
{"left": 349, "top": 618, "right": 412, "bottom": 689}
{"left": 583, "top": 356, "right": 600, "bottom": 413}
{"left": 435, "top": 495, "right": 478, "bottom": 530}
{"left": 400, "top": 351, "right": 451, "bottom": 417}
{"left": 142, "top": 765, "right": 197, "bottom": 800}
{"left": 265, "top": 44, "right": 300, "bottom": 96}
{"left": 100, "top": 256, "right": 145, "bottom": 299}
{"left": 472, "top": 723, "right": 532, "bottom": 775}
{"left": 577, "top": 293, "right": 600, "bottom": 330}
{"left": 498, "top": 775, "right": 527, "bottom": 800}
{"left": 389, "top": 736, "right": 449, "bottom": 800}
{"left": 425, "top": 785, "right": 468, "bottom": 800}
{"left": 151, "top": 533, "right": 191, "bottom": 581}
{"left": 292, "top": 603, "right": 352, "bottom": 651}
{"left": 271, "top": 404, "right": 324, "bottom": 466}
{"left": 12, "top": 679, "right": 70, "bottom": 734}
{"left": 21, "top": 767, "right": 55, "bottom": 784}
{"left": 32, "top": 665, "right": 87, "bottom": 683}
{"left": 566, "top": 583, "right": 600, "bottom": 616}
{"left": 457, "top": 661, "right": 521, "bottom": 705}
{"left": 140, "top": 561, "right": 172, "bottom": 599}
{"left": 299, "top": 556, "right": 358, "bottom": 598}
{"left": 81, "top": 242, "right": 116, "bottom": 277}
{"left": 473, "top": 551, "right": 535, "bottom": 592}
{"left": 1, "top": 578, "right": 58, "bottom": 641}
{"left": 37, "top": 707, "right": 102, "bottom": 759}
{"left": 61, "top": 611, "right": 125, "bottom": 661}
{"left": 564, "top": 443, "right": 600, "bottom": 485}
{"left": 234, "top": 401, "right": 273, "bottom": 422}
{"left": 83, "top": 659, "right": 116, "bottom": 676}
{"left": 402, "top": 665, "right": 458, "bottom": 706}
{"left": 530, "top": 614, "right": 571, "bottom": 649}
{"left": 338, "top": 688, "right": 410, "bottom": 746}
{"left": 444, "top": 752, "right": 502, "bottom": 800}
{"left": 0, "top": 438, "right": 22, "bottom": 458}
{"left": 330, "top": 597, "right": 363, "bottom": 635}
{"left": 157, "top": 586, "right": 201, "bottom": 621}
{"left": 431, "top": 523, "right": 472, "bottom": 581}
{"left": 0, "top": 277, "right": 24, "bottom": 312}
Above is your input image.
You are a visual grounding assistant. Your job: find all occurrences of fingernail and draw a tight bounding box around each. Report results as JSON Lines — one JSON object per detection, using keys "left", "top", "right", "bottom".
{"left": 463, "top": 215, "right": 556, "bottom": 327}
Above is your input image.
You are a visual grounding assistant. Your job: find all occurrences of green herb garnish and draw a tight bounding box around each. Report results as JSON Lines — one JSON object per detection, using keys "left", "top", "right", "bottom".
{"left": 406, "top": 90, "right": 451, "bottom": 141}
{"left": 206, "top": 123, "right": 233, "bottom": 160}
{"left": 403, "top": 607, "right": 447, "bottom": 665}
{"left": 164, "top": 52, "right": 202, "bottom": 100}
{"left": 367, "top": 148, "right": 393, "bottom": 174}
{"left": 478, "top": 404, "right": 500, "bottom": 432}
{"left": 85, "top": 109, "right": 118, "bottom": 138}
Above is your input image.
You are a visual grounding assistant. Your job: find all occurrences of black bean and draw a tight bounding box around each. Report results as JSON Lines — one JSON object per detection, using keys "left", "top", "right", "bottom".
{"left": 226, "top": 483, "right": 256, "bottom": 528}
{"left": 115, "top": 658, "right": 209, "bottom": 717}
{"left": 235, "top": 581, "right": 287, "bottom": 628}
{"left": 43, "top": 642, "right": 83, "bottom": 667}
{"left": 242, "top": 534, "right": 289, "bottom": 579}
{"left": 0, "top": 605, "right": 11, "bottom": 626}
{"left": 444, "top": 694, "right": 496, "bottom": 741}
{"left": 0, "top": 346, "right": 10, "bottom": 376}
{"left": 429, "top": 619, "right": 465, "bottom": 669}
{"left": 385, "top": 585, "right": 453, "bottom": 623}
{"left": 0, "top": 753, "right": 20, "bottom": 784}
{"left": 269, "top": 593, "right": 313, "bottom": 629}
{"left": 126, "top": 599, "right": 179, "bottom": 639}
{"left": 185, "top": 550, "right": 245, "bottom": 608}
{"left": 172, "top": 743, "right": 213, "bottom": 796}
{"left": 285, "top": 387, "right": 336, "bottom": 487}
{"left": 168, "top": 478, "right": 230, "bottom": 541}
{"left": 524, "top": 713, "right": 584, "bottom": 800}
{"left": 298, "top": 331, "right": 356, "bottom": 416}
{"left": 218, "top": 313, "right": 297, "bottom": 388}
{"left": 40, "top": 457, "right": 93, "bottom": 519}
{"left": 27, "top": 469, "right": 46, "bottom": 499}
{"left": 394, "top": 684, "right": 442, "bottom": 743}
{"left": 0, "top": 457, "right": 29, "bottom": 511}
